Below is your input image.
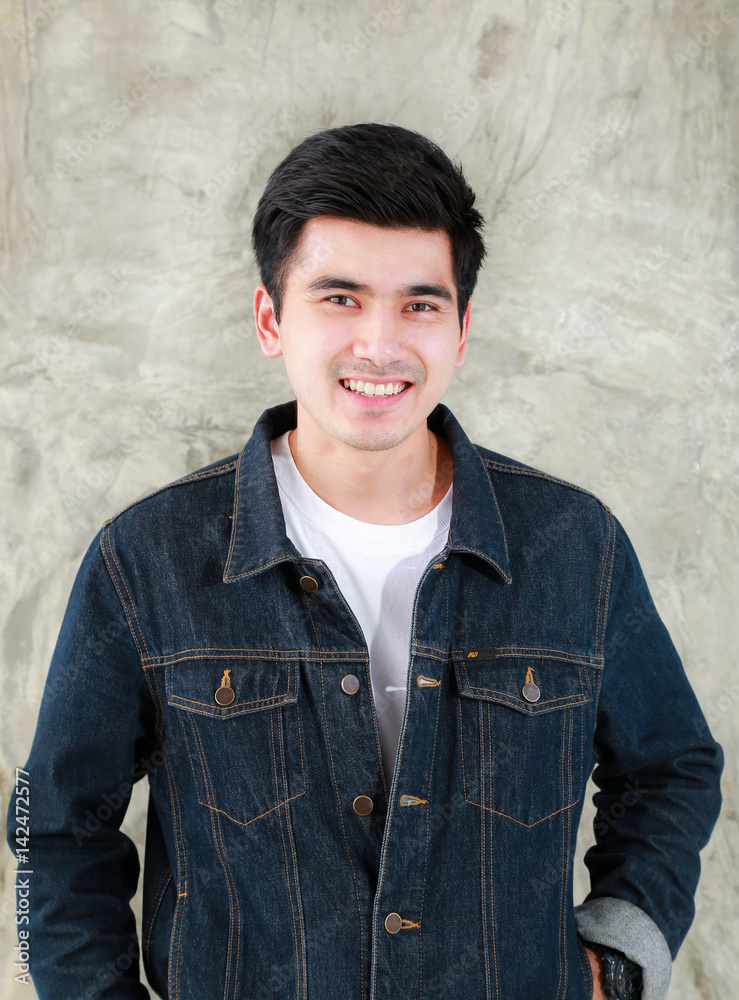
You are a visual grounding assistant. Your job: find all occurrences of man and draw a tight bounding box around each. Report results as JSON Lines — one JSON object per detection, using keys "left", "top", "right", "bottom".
{"left": 8, "top": 123, "right": 722, "bottom": 1000}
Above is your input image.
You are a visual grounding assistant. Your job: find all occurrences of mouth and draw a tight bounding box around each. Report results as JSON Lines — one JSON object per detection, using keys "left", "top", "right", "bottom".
{"left": 339, "top": 378, "right": 412, "bottom": 398}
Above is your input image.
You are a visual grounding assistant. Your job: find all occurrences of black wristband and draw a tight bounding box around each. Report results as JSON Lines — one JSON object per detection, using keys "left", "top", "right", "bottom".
{"left": 585, "top": 941, "right": 643, "bottom": 1000}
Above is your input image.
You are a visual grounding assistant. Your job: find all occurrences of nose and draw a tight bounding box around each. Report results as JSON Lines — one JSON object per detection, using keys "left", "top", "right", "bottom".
{"left": 350, "top": 306, "right": 409, "bottom": 366}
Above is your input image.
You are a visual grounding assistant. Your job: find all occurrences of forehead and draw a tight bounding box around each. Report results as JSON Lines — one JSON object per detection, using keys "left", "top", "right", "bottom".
{"left": 287, "top": 216, "right": 455, "bottom": 287}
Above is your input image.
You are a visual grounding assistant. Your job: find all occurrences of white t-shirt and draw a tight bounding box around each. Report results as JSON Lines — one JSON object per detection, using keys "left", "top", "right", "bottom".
{"left": 270, "top": 431, "right": 453, "bottom": 792}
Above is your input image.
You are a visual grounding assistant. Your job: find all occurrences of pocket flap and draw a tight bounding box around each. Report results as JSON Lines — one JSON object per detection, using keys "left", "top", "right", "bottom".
{"left": 454, "top": 650, "right": 594, "bottom": 715}
{"left": 166, "top": 657, "right": 298, "bottom": 718}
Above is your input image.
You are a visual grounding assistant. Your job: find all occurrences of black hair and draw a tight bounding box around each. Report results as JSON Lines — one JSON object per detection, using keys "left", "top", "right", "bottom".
{"left": 251, "top": 123, "right": 487, "bottom": 330}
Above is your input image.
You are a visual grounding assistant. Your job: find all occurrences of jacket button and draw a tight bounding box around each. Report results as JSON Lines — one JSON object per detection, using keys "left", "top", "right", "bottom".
{"left": 214, "top": 686, "right": 235, "bottom": 706}
{"left": 352, "top": 795, "right": 373, "bottom": 815}
{"left": 299, "top": 575, "right": 319, "bottom": 592}
{"left": 341, "top": 674, "right": 360, "bottom": 695}
{"left": 384, "top": 912, "right": 402, "bottom": 934}
{"left": 522, "top": 682, "right": 541, "bottom": 703}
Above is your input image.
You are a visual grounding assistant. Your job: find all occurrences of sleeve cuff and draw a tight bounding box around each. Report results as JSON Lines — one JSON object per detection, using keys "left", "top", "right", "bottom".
{"left": 574, "top": 896, "right": 672, "bottom": 1000}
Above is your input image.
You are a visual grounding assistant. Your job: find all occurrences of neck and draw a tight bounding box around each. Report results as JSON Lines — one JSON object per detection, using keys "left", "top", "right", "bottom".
{"left": 286, "top": 415, "right": 453, "bottom": 525}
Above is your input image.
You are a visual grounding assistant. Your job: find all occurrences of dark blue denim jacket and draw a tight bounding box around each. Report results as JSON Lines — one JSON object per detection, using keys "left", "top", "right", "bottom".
{"left": 8, "top": 400, "right": 722, "bottom": 1000}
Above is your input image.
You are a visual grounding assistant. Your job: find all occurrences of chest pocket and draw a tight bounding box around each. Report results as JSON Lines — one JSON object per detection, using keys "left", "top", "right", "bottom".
{"left": 166, "top": 657, "right": 306, "bottom": 828}
{"left": 454, "top": 650, "right": 594, "bottom": 827}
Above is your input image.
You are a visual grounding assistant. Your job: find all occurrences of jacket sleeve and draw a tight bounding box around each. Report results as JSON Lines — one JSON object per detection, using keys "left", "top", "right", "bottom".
{"left": 574, "top": 514, "right": 723, "bottom": 1000}
{"left": 6, "top": 525, "right": 156, "bottom": 999}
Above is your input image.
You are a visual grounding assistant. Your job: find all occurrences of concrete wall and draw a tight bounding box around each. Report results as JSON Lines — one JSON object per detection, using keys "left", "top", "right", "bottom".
{"left": 1, "top": 1, "right": 736, "bottom": 996}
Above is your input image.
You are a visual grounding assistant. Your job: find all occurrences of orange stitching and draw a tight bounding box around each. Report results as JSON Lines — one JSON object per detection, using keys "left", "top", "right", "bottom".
{"left": 487, "top": 702, "right": 500, "bottom": 997}
{"left": 463, "top": 790, "right": 581, "bottom": 828}
{"left": 190, "top": 714, "right": 240, "bottom": 997}
{"left": 144, "top": 648, "right": 368, "bottom": 665}
{"left": 276, "top": 703, "right": 307, "bottom": 999}
{"left": 400, "top": 918, "right": 421, "bottom": 929}
{"left": 102, "top": 524, "right": 151, "bottom": 659}
{"left": 417, "top": 651, "right": 443, "bottom": 998}
{"left": 104, "top": 459, "right": 237, "bottom": 527}
{"left": 458, "top": 646, "right": 602, "bottom": 663}
{"left": 473, "top": 444, "right": 511, "bottom": 570}
{"left": 171, "top": 690, "right": 293, "bottom": 712}
{"left": 457, "top": 697, "right": 469, "bottom": 802}
{"left": 416, "top": 675, "right": 440, "bottom": 688}
{"left": 399, "top": 795, "right": 428, "bottom": 806}
{"left": 459, "top": 662, "right": 587, "bottom": 708}
{"left": 224, "top": 447, "right": 243, "bottom": 579}
{"left": 149, "top": 670, "right": 186, "bottom": 1000}
{"left": 308, "top": 600, "right": 365, "bottom": 997}
{"left": 194, "top": 791, "right": 306, "bottom": 828}
{"left": 271, "top": 710, "right": 302, "bottom": 999}
{"left": 99, "top": 529, "right": 147, "bottom": 661}
{"left": 595, "top": 511, "right": 614, "bottom": 656}
{"left": 149, "top": 671, "right": 186, "bottom": 892}
{"left": 481, "top": 716, "right": 491, "bottom": 997}
{"left": 143, "top": 870, "right": 172, "bottom": 955}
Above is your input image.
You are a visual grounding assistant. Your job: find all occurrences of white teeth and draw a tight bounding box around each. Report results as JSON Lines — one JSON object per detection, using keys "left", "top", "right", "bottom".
{"left": 341, "top": 379, "right": 409, "bottom": 396}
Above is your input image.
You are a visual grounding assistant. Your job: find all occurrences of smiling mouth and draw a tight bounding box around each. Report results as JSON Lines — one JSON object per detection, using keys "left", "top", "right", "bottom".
{"left": 340, "top": 379, "right": 411, "bottom": 397}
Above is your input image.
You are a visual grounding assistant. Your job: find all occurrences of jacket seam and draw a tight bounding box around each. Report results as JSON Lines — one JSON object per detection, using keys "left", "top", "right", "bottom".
{"left": 470, "top": 444, "right": 511, "bottom": 567}
{"left": 271, "top": 710, "right": 303, "bottom": 1000}
{"left": 103, "top": 459, "right": 238, "bottom": 528}
{"left": 190, "top": 713, "right": 241, "bottom": 998}
{"left": 306, "top": 598, "right": 366, "bottom": 998}
{"left": 100, "top": 524, "right": 151, "bottom": 660}
{"left": 479, "top": 456, "right": 610, "bottom": 506}
{"left": 148, "top": 668, "right": 188, "bottom": 1000}
{"left": 595, "top": 510, "right": 616, "bottom": 657}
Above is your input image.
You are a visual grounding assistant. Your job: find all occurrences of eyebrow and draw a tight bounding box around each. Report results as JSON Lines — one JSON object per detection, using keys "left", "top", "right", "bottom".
{"left": 305, "top": 275, "right": 455, "bottom": 304}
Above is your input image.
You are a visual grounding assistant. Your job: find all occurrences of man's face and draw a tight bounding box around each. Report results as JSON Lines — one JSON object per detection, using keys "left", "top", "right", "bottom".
{"left": 254, "top": 216, "right": 470, "bottom": 453}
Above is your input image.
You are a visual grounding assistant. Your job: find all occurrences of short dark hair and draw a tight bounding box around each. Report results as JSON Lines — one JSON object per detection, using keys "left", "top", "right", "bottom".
{"left": 251, "top": 123, "right": 487, "bottom": 330}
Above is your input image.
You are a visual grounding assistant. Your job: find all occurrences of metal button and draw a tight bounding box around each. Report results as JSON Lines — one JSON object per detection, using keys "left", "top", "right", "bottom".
{"left": 299, "top": 575, "right": 319, "bottom": 592}
{"left": 522, "top": 682, "right": 541, "bottom": 703}
{"left": 341, "top": 674, "right": 360, "bottom": 695}
{"left": 352, "top": 795, "right": 374, "bottom": 816}
{"left": 215, "top": 686, "right": 235, "bottom": 706}
{"left": 384, "top": 912, "right": 402, "bottom": 934}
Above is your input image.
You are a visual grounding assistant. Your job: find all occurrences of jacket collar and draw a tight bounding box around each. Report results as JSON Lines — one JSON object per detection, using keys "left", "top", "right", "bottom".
{"left": 223, "top": 399, "right": 511, "bottom": 584}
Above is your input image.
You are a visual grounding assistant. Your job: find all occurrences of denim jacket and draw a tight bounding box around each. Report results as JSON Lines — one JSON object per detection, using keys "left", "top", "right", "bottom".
{"left": 8, "top": 400, "right": 722, "bottom": 1000}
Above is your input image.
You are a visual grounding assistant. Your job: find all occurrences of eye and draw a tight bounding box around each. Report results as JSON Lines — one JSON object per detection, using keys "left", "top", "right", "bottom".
{"left": 406, "top": 302, "right": 437, "bottom": 312}
{"left": 325, "top": 295, "right": 357, "bottom": 306}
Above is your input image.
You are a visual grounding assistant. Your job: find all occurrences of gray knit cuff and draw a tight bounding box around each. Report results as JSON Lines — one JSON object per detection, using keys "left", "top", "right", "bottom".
{"left": 574, "top": 896, "right": 672, "bottom": 1000}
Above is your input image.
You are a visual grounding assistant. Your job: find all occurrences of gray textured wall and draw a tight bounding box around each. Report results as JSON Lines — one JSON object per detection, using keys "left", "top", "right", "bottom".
{"left": 1, "top": 1, "right": 737, "bottom": 997}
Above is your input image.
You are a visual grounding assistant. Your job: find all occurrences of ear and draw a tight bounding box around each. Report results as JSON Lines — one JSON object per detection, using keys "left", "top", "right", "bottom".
{"left": 455, "top": 300, "right": 471, "bottom": 367}
{"left": 254, "top": 285, "right": 282, "bottom": 357}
